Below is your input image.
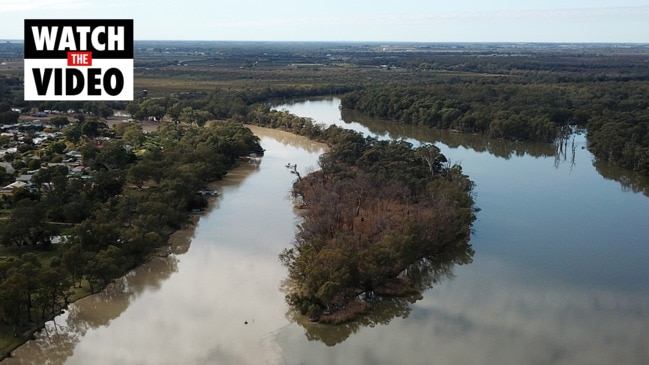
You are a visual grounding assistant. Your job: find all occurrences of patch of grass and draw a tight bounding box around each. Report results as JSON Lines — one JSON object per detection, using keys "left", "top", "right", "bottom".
{"left": 67, "top": 281, "right": 93, "bottom": 302}
{"left": 0, "top": 244, "right": 61, "bottom": 268}
{"left": 0, "top": 324, "right": 25, "bottom": 358}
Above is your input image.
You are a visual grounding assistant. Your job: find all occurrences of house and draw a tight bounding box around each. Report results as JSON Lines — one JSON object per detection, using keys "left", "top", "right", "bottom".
{"left": 70, "top": 165, "right": 86, "bottom": 175}
{"left": 16, "top": 174, "right": 33, "bottom": 183}
{"left": 0, "top": 162, "right": 15, "bottom": 174}
{"left": 66, "top": 150, "right": 82, "bottom": 158}
{"left": 50, "top": 235, "right": 69, "bottom": 244}
{"left": 0, "top": 181, "right": 27, "bottom": 195}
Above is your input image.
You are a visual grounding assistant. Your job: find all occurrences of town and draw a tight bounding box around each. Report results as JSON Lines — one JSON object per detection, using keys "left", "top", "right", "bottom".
{"left": 1, "top": 111, "right": 87, "bottom": 196}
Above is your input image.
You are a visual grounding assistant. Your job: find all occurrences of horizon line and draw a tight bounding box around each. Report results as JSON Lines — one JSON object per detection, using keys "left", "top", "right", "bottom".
{"left": 2, "top": 39, "right": 649, "bottom": 45}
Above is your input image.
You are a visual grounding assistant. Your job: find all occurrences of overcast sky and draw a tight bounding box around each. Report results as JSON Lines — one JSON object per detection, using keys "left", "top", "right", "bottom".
{"left": 1, "top": 0, "right": 648, "bottom": 43}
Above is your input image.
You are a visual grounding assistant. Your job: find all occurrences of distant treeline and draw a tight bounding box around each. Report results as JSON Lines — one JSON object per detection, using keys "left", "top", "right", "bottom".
{"left": 341, "top": 79, "right": 649, "bottom": 174}
{"left": 122, "top": 79, "right": 649, "bottom": 176}
{"left": 4, "top": 41, "right": 649, "bottom": 175}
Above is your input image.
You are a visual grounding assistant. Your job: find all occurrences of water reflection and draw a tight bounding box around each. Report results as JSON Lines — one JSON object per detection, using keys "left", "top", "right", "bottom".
{"left": 288, "top": 291, "right": 422, "bottom": 348}
{"left": 5, "top": 256, "right": 179, "bottom": 365}
{"left": 286, "top": 241, "right": 475, "bottom": 347}
{"left": 340, "top": 108, "right": 557, "bottom": 160}
{"left": 593, "top": 159, "right": 649, "bottom": 197}
{"left": 277, "top": 97, "right": 649, "bottom": 198}
{"left": 277, "top": 256, "right": 649, "bottom": 365}
{"left": 274, "top": 97, "right": 558, "bottom": 160}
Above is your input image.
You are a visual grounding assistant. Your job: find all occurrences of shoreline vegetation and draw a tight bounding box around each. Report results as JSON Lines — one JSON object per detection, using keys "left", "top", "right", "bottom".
{"left": 0, "top": 175, "right": 227, "bottom": 360}
{"left": 0, "top": 212, "right": 198, "bottom": 360}
{"left": 0, "top": 120, "right": 264, "bottom": 359}
{"left": 2, "top": 41, "right": 648, "bottom": 356}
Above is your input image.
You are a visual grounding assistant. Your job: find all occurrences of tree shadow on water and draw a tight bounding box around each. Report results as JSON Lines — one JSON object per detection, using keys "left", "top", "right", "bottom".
{"left": 7, "top": 255, "right": 180, "bottom": 365}
{"left": 285, "top": 240, "right": 474, "bottom": 347}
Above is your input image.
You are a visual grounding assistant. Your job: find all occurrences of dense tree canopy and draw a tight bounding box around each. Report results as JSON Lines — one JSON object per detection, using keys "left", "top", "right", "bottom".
{"left": 280, "top": 128, "right": 476, "bottom": 322}
{"left": 339, "top": 78, "right": 649, "bottom": 174}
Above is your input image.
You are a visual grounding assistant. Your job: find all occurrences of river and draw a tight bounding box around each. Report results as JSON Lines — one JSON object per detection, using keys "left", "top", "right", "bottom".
{"left": 5, "top": 98, "right": 649, "bottom": 364}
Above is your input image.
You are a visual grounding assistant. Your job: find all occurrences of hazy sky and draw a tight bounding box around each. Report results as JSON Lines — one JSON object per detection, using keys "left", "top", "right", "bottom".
{"left": 1, "top": 0, "right": 648, "bottom": 42}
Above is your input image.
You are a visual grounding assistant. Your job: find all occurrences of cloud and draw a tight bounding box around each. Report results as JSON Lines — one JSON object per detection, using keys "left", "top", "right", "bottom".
{"left": 367, "top": 6, "right": 649, "bottom": 24}
{"left": 0, "top": 0, "right": 98, "bottom": 12}
{"left": 456, "top": 6, "right": 649, "bottom": 21}
{"left": 208, "top": 6, "right": 649, "bottom": 29}
{"left": 0, "top": 0, "right": 91, "bottom": 11}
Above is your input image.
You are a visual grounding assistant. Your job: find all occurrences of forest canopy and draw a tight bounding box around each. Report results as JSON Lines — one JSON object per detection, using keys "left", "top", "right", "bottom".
{"left": 340, "top": 80, "right": 649, "bottom": 175}
{"left": 279, "top": 127, "right": 476, "bottom": 323}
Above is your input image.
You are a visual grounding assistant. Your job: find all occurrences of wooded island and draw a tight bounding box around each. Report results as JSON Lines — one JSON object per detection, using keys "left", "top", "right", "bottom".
{"left": 280, "top": 128, "right": 476, "bottom": 322}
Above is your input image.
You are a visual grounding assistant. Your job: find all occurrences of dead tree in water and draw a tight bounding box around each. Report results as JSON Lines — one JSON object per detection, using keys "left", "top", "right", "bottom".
{"left": 287, "top": 163, "right": 301, "bottom": 181}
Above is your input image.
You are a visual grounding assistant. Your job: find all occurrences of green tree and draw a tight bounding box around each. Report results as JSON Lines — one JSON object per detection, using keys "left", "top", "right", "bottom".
{"left": 147, "top": 105, "right": 166, "bottom": 122}
{"left": 50, "top": 116, "right": 70, "bottom": 129}
{"left": 0, "top": 110, "right": 19, "bottom": 125}
{"left": 0, "top": 199, "right": 50, "bottom": 247}
{"left": 122, "top": 123, "right": 146, "bottom": 148}
{"left": 126, "top": 162, "right": 150, "bottom": 189}
{"left": 35, "top": 267, "right": 70, "bottom": 321}
{"left": 193, "top": 110, "right": 212, "bottom": 127}
{"left": 415, "top": 144, "right": 447, "bottom": 176}
{"left": 96, "top": 140, "right": 135, "bottom": 169}
{"left": 87, "top": 169, "right": 125, "bottom": 202}
{"left": 166, "top": 102, "right": 183, "bottom": 123}
{"left": 0, "top": 272, "right": 29, "bottom": 335}
{"left": 61, "top": 242, "right": 85, "bottom": 287}
{"left": 126, "top": 100, "right": 141, "bottom": 118}
{"left": 80, "top": 142, "right": 100, "bottom": 164}
{"left": 97, "top": 103, "right": 113, "bottom": 119}
{"left": 85, "top": 245, "right": 125, "bottom": 292}
{"left": 63, "top": 123, "right": 83, "bottom": 144}
{"left": 49, "top": 140, "right": 67, "bottom": 155}
{"left": 80, "top": 120, "right": 107, "bottom": 138}
{"left": 179, "top": 107, "right": 195, "bottom": 124}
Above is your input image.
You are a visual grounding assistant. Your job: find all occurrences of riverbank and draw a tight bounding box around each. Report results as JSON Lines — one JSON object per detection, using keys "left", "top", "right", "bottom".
{"left": 0, "top": 190, "right": 220, "bottom": 361}
{"left": 1, "top": 122, "right": 260, "bottom": 362}
{"left": 2, "top": 122, "right": 331, "bottom": 364}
